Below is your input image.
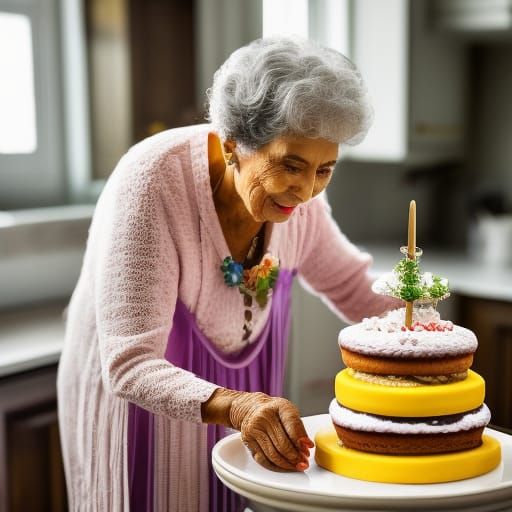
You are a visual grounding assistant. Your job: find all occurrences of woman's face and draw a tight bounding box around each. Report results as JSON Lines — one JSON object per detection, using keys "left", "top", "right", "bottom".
{"left": 233, "top": 135, "right": 339, "bottom": 223}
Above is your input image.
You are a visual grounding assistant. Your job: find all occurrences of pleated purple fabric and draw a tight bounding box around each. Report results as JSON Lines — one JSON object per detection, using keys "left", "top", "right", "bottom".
{"left": 128, "top": 268, "right": 296, "bottom": 511}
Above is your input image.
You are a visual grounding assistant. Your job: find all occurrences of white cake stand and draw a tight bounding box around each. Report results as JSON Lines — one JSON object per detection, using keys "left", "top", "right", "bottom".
{"left": 212, "top": 414, "right": 512, "bottom": 512}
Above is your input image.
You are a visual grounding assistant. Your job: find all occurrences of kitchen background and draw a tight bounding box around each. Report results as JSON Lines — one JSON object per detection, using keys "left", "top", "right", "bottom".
{"left": 1, "top": 0, "right": 512, "bottom": 510}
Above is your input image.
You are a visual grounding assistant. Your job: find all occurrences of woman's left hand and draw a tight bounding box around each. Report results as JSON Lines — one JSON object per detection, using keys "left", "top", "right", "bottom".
{"left": 202, "top": 388, "right": 314, "bottom": 471}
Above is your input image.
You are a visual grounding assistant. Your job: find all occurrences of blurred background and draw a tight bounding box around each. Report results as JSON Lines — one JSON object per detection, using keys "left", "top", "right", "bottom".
{"left": 1, "top": 0, "right": 512, "bottom": 509}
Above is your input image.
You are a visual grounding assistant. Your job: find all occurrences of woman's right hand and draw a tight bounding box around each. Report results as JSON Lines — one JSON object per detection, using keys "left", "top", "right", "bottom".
{"left": 201, "top": 388, "right": 314, "bottom": 471}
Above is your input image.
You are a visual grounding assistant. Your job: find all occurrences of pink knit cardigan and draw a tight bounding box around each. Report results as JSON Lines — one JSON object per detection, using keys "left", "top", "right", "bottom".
{"left": 57, "top": 124, "right": 396, "bottom": 510}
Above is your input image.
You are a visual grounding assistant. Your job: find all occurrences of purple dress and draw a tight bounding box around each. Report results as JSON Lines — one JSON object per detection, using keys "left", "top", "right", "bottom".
{"left": 128, "top": 268, "right": 296, "bottom": 511}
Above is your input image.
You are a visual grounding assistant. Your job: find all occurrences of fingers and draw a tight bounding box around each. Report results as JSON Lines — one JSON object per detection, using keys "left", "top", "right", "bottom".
{"left": 246, "top": 432, "right": 296, "bottom": 471}
{"left": 254, "top": 452, "right": 290, "bottom": 472}
{"left": 277, "top": 401, "right": 314, "bottom": 452}
{"left": 243, "top": 435, "right": 296, "bottom": 472}
{"left": 263, "top": 416, "right": 306, "bottom": 466}
{"left": 236, "top": 394, "right": 313, "bottom": 472}
{"left": 298, "top": 436, "right": 314, "bottom": 453}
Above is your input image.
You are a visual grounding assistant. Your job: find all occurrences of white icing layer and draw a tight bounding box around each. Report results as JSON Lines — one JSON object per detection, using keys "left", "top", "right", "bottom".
{"left": 338, "top": 308, "right": 477, "bottom": 358}
{"left": 329, "top": 399, "right": 491, "bottom": 435}
{"left": 361, "top": 307, "right": 450, "bottom": 332}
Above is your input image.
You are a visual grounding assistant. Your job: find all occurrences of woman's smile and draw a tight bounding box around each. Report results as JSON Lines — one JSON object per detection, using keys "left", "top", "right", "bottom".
{"left": 271, "top": 198, "right": 297, "bottom": 215}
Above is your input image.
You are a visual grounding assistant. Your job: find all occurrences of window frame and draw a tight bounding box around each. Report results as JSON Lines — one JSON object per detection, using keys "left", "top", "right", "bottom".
{"left": 0, "top": 0, "right": 97, "bottom": 209}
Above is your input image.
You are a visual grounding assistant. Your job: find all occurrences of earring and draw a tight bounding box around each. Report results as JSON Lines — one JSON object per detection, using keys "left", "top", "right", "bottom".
{"left": 225, "top": 152, "right": 234, "bottom": 166}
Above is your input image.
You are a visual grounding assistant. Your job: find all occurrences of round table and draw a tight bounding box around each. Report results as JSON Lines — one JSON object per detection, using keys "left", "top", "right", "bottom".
{"left": 212, "top": 414, "right": 512, "bottom": 512}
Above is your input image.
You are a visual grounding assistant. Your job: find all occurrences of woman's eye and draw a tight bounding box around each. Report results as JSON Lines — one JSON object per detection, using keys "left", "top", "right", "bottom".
{"left": 317, "top": 167, "right": 332, "bottom": 176}
{"left": 285, "top": 165, "right": 300, "bottom": 173}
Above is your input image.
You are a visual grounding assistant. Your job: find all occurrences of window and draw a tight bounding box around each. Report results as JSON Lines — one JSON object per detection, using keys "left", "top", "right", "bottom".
{"left": 262, "top": 0, "right": 350, "bottom": 56}
{"left": 263, "top": 0, "right": 309, "bottom": 37}
{"left": 0, "top": 0, "right": 93, "bottom": 209}
{"left": 0, "top": 12, "right": 37, "bottom": 154}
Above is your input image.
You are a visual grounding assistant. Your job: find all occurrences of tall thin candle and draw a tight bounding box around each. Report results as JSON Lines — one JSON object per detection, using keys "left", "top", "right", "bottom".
{"left": 405, "top": 200, "right": 416, "bottom": 328}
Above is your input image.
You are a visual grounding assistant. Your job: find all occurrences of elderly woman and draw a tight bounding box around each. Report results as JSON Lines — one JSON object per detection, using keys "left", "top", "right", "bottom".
{"left": 57, "top": 36, "right": 396, "bottom": 511}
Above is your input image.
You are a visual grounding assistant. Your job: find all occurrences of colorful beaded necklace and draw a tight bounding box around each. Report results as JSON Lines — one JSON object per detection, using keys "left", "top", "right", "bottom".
{"left": 220, "top": 241, "right": 280, "bottom": 341}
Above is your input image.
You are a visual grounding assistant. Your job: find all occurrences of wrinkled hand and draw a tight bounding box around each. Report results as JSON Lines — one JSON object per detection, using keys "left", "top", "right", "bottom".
{"left": 201, "top": 388, "right": 314, "bottom": 472}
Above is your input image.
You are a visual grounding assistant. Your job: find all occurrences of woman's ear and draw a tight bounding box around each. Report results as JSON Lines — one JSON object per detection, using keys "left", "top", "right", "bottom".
{"left": 208, "top": 132, "right": 223, "bottom": 158}
{"left": 223, "top": 139, "right": 236, "bottom": 155}
{"left": 207, "top": 133, "right": 227, "bottom": 175}
{"left": 223, "top": 140, "right": 239, "bottom": 168}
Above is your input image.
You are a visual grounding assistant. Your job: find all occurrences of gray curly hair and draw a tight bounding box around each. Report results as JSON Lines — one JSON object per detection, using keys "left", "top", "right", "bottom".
{"left": 207, "top": 36, "right": 373, "bottom": 153}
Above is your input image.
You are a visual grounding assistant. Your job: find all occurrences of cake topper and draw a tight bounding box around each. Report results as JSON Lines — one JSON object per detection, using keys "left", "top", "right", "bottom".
{"left": 372, "top": 200, "right": 450, "bottom": 327}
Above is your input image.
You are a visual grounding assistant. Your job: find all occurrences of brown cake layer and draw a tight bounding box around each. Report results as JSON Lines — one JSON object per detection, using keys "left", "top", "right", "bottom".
{"left": 341, "top": 347, "right": 473, "bottom": 376}
{"left": 333, "top": 424, "right": 484, "bottom": 455}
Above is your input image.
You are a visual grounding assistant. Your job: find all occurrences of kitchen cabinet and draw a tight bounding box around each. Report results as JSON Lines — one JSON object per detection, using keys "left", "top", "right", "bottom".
{"left": 0, "top": 365, "right": 67, "bottom": 512}
{"left": 459, "top": 296, "right": 512, "bottom": 429}
{"left": 345, "top": 0, "right": 467, "bottom": 164}
{"left": 129, "top": 0, "right": 197, "bottom": 141}
{"left": 432, "top": 0, "right": 512, "bottom": 33}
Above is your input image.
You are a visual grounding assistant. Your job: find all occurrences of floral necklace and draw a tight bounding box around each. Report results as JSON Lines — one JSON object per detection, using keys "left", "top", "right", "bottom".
{"left": 220, "top": 237, "right": 280, "bottom": 341}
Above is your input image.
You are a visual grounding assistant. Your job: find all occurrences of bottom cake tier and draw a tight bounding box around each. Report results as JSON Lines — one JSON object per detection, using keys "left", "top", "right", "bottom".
{"left": 314, "top": 426, "right": 502, "bottom": 484}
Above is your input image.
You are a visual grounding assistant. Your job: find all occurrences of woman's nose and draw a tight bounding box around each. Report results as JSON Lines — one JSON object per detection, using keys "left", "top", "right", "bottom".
{"left": 291, "top": 174, "right": 316, "bottom": 203}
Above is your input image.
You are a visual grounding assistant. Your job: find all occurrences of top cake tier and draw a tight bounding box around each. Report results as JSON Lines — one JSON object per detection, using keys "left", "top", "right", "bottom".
{"left": 338, "top": 307, "right": 477, "bottom": 359}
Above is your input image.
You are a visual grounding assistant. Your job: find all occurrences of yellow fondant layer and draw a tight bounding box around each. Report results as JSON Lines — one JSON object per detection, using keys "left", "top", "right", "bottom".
{"left": 335, "top": 369, "right": 485, "bottom": 417}
{"left": 314, "top": 426, "right": 501, "bottom": 484}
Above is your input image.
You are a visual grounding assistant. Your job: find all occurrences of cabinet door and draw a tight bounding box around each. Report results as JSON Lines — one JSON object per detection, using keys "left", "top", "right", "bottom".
{"left": 7, "top": 402, "right": 67, "bottom": 512}
{"left": 129, "top": 0, "right": 196, "bottom": 140}
{"left": 459, "top": 296, "right": 512, "bottom": 429}
{"left": 432, "top": 0, "right": 512, "bottom": 32}
{"left": 0, "top": 366, "right": 67, "bottom": 512}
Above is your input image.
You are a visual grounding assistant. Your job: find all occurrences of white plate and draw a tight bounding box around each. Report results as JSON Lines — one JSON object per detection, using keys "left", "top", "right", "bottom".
{"left": 212, "top": 414, "right": 512, "bottom": 511}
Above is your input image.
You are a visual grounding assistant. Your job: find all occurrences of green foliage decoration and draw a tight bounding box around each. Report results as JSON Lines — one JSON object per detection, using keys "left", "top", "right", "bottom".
{"left": 391, "top": 257, "right": 450, "bottom": 303}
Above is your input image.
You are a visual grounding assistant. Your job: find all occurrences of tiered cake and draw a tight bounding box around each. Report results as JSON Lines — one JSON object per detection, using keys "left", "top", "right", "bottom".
{"left": 314, "top": 201, "right": 502, "bottom": 484}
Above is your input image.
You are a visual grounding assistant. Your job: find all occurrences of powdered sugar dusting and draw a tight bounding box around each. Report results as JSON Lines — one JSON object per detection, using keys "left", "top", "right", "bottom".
{"left": 338, "top": 307, "right": 477, "bottom": 357}
{"left": 361, "top": 307, "right": 453, "bottom": 332}
{"left": 329, "top": 399, "right": 491, "bottom": 434}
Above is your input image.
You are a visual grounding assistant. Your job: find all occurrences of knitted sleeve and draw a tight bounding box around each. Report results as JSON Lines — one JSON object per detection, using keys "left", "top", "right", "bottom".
{"left": 94, "top": 154, "right": 218, "bottom": 424}
{"left": 297, "top": 193, "right": 400, "bottom": 323}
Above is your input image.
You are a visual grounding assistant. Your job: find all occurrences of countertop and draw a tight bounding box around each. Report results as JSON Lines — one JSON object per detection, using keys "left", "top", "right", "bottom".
{"left": 1, "top": 246, "right": 512, "bottom": 379}
{"left": 0, "top": 302, "right": 66, "bottom": 378}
